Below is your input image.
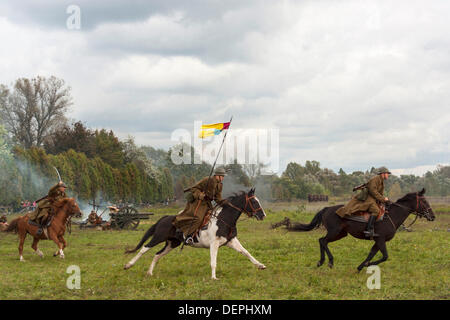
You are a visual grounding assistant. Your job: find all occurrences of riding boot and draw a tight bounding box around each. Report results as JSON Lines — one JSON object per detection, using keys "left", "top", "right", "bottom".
{"left": 364, "top": 215, "right": 379, "bottom": 238}
{"left": 40, "top": 216, "right": 48, "bottom": 227}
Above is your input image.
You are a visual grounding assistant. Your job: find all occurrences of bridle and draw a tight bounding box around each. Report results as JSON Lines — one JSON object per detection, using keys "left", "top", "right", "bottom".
{"left": 414, "top": 193, "right": 433, "bottom": 219}
{"left": 212, "top": 193, "right": 263, "bottom": 240}
{"left": 223, "top": 194, "right": 263, "bottom": 218}
{"left": 388, "top": 193, "right": 433, "bottom": 229}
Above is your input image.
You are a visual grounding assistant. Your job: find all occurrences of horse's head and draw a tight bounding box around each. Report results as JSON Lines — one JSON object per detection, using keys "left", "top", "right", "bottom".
{"left": 398, "top": 188, "right": 435, "bottom": 221}
{"left": 243, "top": 188, "right": 266, "bottom": 221}
{"left": 416, "top": 188, "right": 435, "bottom": 221}
{"left": 55, "top": 198, "right": 83, "bottom": 219}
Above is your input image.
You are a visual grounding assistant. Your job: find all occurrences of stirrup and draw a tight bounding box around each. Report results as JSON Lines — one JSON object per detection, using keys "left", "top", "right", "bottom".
{"left": 185, "top": 236, "right": 194, "bottom": 245}
{"left": 364, "top": 230, "right": 379, "bottom": 238}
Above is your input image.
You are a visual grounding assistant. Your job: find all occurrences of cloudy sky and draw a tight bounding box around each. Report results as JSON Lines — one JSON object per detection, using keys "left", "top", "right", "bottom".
{"left": 0, "top": 0, "right": 449, "bottom": 175}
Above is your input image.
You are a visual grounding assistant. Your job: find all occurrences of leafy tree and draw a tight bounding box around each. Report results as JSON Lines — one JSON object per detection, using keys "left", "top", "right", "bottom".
{"left": 45, "top": 121, "right": 95, "bottom": 156}
{"left": 93, "top": 129, "right": 126, "bottom": 168}
{"left": 0, "top": 76, "right": 71, "bottom": 148}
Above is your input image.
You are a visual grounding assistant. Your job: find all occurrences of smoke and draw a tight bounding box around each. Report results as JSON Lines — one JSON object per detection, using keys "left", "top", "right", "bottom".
{"left": 222, "top": 179, "right": 250, "bottom": 199}
{"left": 222, "top": 175, "right": 273, "bottom": 202}
{"left": 16, "top": 160, "right": 53, "bottom": 190}
{"left": 75, "top": 190, "right": 115, "bottom": 221}
{"left": 13, "top": 159, "right": 98, "bottom": 220}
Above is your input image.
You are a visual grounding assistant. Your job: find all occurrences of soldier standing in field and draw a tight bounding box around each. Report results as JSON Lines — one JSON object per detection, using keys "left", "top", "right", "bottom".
{"left": 336, "top": 167, "right": 392, "bottom": 238}
{"left": 28, "top": 181, "right": 68, "bottom": 227}
{"left": 173, "top": 167, "right": 226, "bottom": 244}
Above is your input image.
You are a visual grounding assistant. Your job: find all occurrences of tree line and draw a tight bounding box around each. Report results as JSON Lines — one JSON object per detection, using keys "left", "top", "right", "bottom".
{"left": 1, "top": 76, "right": 449, "bottom": 208}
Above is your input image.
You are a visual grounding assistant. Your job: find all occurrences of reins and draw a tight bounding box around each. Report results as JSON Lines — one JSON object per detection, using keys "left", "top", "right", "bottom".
{"left": 213, "top": 194, "right": 261, "bottom": 239}
{"left": 223, "top": 194, "right": 262, "bottom": 218}
{"left": 386, "top": 193, "right": 427, "bottom": 230}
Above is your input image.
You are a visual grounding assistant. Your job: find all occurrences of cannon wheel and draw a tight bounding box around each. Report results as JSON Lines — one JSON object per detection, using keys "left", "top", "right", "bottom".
{"left": 113, "top": 206, "right": 140, "bottom": 230}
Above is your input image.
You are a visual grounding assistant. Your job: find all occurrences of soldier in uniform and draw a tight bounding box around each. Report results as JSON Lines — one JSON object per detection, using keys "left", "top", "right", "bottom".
{"left": 88, "top": 210, "right": 101, "bottom": 225}
{"left": 336, "top": 167, "right": 391, "bottom": 238}
{"left": 28, "top": 181, "right": 68, "bottom": 226}
{"left": 173, "top": 167, "right": 226, "bottom": 243}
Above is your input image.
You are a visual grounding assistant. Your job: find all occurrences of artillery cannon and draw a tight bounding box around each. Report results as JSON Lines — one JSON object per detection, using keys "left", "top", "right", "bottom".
{"left": 78, "top": 200, "right": 153, "bottom": 230}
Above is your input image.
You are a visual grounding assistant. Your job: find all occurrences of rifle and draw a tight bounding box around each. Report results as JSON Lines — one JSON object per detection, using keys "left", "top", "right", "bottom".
{"left": 352, "top": 183, "right": 367, "bottom": 192}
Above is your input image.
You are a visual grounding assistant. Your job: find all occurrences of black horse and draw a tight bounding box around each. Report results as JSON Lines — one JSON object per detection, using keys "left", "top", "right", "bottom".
{"left": 124, "top": 188, "right": 266, "bottom": 279}
{"left": 273, "top": 189, "right": 435, "bottom": 271}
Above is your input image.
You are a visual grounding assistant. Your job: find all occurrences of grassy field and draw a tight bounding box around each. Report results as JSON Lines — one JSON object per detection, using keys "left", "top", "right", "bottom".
{"left": 0, "top": 201, "right": 449, "bottom": 300}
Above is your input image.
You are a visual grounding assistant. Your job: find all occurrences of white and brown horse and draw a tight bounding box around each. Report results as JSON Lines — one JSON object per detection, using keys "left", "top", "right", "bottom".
{"left": 6, "top": 198, "right": 82, "bottom": 261}
{"left": 124, "top": 188, "right": 266, "bottom": 280}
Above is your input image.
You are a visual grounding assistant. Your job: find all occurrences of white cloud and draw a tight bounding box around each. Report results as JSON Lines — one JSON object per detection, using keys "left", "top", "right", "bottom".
{"left": 0, "top": 1, "right": 449, "bottom": 174}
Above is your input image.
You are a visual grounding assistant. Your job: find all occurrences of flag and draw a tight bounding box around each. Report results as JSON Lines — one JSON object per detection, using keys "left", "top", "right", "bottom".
{"left": 198, "top": 122, "right": 230, "bottom": 138}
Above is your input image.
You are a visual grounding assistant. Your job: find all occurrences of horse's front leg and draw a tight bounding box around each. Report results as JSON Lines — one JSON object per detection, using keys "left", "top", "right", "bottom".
{"left": 31, "top": 237, "right": 44, "bottom": 258}
{"left": 210, "top": 239, "right": 221, "bottom": 280}
{"left": 49, "top": 231, "right": 65, "bottom": 259}
{"left": 59, "top": 236, "right": 67, "bottom": 250}
{"left": 367, "top": 238, "right": 388, "bottom": 267}
{"left": 226, "top": 237, "right": 266, "bottom": 270}
{"left": 357, "top": 243, "right": 379, "bottom": 272}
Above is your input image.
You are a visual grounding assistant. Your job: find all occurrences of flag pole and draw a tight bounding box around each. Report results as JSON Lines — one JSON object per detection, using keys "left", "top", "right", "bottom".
{"left": 182, "top": 116, "right": 233, "bottom": 245}
{"left": 207, "top": 115, "right": 233, "bottom": 179}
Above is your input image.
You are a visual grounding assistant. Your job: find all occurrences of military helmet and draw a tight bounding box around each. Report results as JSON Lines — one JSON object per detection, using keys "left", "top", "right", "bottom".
{"left": 377, "top": 167, "right": 392, "bottom": 175}
{"left": 58, "top": 181, "right": 68, "bottom": 188}
{"left": 214, "top": 167, "right": 227, "bottom": 176}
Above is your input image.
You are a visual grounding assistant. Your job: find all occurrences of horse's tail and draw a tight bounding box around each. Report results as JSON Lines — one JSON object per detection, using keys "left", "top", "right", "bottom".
{"left": 5, "top": 218, "right": 20, "bottom": 233}
{"left": 289, "top": 207, "right": 326, "bottom": 232}
{"left": 125, "top": 216, "right": 165, "bottom": 254}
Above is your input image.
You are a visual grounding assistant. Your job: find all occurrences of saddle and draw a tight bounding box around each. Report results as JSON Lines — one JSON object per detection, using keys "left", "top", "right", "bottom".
{"left": 191, "top": 210, "right": 213, "bottom": 243}
{"left": 344, "top": 205, "right": 385, "bottom": 223}
{"left": 28, "top": 216, "right": 54, "bottom": 237}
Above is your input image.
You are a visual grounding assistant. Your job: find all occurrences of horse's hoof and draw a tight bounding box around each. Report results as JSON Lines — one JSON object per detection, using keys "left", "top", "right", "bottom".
{"left": 35, "top": 252, "right": 44, "bottom": 258}
{"left": 124, "top": 264, "right": 131, "bottom": 270}
{"left": 328, "top": 263, "right": 333, "bottom": 269}
{"left": 211, "top": 277, "right": 219, "bottom": 280}
{"left": 317, "top": 261, "right": 324, "bottom": 267}
{"left": 258, "top": 264, "right": 266, "bottom": 270}
{"left": 145, "top": 272, "right": 153, "bottom": 277}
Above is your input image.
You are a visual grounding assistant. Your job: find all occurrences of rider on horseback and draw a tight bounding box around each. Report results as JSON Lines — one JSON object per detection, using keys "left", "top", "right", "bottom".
{"left": 28, "top": 181, "right": 68, "bottom": 227}
{"left": 173, "top": 167, "right": 226, "bottom": 244}
{"left": 336, "top": 167, "right": 391, "bottom": 238}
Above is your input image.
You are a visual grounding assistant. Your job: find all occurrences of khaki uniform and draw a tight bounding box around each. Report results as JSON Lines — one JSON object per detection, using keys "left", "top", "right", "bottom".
{"left": 88, "top": 211, "right": 101, "bottom": 225}
{"left": 173, "top": 176, "right": 223, "bottom": 236}
{"left": 28, "top": 184, "right": 67, "bottom": 223}
{"left": 336, "top": 175, "right": 386, "bottom": 217}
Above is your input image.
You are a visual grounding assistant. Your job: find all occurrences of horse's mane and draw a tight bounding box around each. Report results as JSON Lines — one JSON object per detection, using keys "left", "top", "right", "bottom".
{"left": 226, "top": 191, "right": 247, "bottom": 202}
{"left": 396, "top": 191, "right": 420, "bottom": 203}
{"left": 53, "top": 197, "right": 73, "bottom": 209}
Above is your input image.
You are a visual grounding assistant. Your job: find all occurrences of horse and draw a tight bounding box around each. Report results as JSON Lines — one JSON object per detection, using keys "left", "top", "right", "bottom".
{"left": 124, "top": 188, "right": 267, "bottom": 280}
{"left": 272, "top": 188, "right": 435, "bottom": 271}
{"left": 5, "top": 198, "right": 82, "bottom": 261}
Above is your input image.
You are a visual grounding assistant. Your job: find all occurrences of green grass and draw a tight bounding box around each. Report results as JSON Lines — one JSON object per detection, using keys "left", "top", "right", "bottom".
{"left": 0, "top": 204, "right": 449, "bottom": 300}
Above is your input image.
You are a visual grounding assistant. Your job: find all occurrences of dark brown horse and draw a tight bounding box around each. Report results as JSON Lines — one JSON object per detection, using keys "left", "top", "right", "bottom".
{"left": 6, "top": 198, "right": 82, "bottom": 261}
{"left": 272, "top": 189, "right": 435, "bottom": 271}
